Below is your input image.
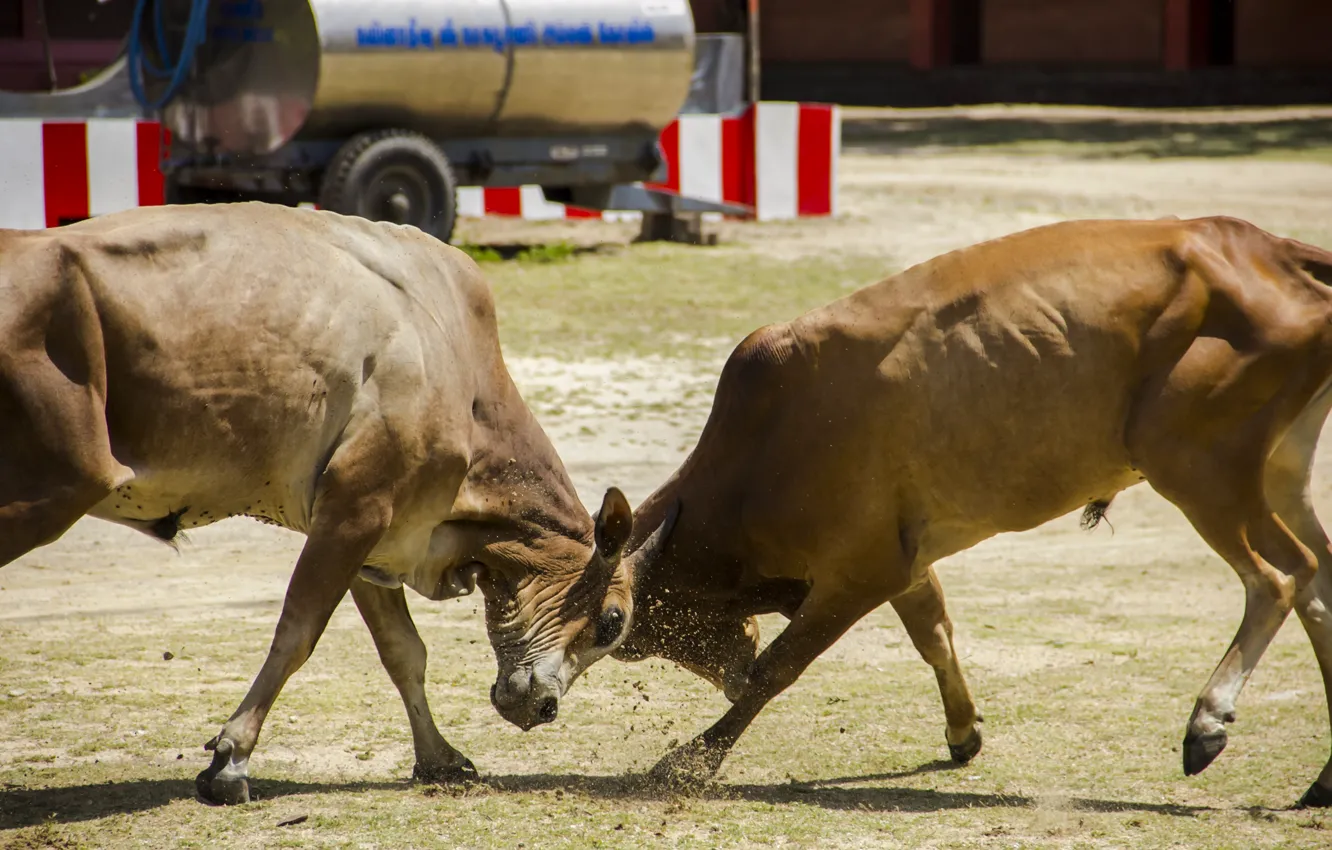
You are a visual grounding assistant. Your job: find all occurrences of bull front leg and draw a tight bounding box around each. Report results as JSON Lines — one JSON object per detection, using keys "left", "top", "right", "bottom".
{"left": 196, "top": 474, "right": 396, "bottom": 804}
{"left": 647, "top": 576, "right": 893, "bottom": 787}
{"left": 350, "top": 580, "right": 480, "bottom": 784}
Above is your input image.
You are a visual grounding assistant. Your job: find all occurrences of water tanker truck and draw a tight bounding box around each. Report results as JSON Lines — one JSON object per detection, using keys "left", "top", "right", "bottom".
{"left": 3, "top": 0, "right": 746, "bottom": 242}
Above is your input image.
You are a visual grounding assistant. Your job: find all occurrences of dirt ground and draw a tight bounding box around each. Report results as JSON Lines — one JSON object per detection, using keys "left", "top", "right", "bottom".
{"left": 4, "top": 108, "right": 1332, "bottom": 848}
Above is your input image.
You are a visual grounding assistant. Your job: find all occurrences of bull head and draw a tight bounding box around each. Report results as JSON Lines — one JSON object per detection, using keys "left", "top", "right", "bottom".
{"left": 479, "top": 487, "right": 678, "bottom": 731}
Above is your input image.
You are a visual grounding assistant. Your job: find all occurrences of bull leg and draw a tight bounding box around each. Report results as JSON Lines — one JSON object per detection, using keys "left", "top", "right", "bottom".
{"left": 890, "top": 566, "right": 983, "bottom": 764}
{"left": 647, "top": 577, "right": 893, "bottom": 786}
{"left": 196, "top": 440, "right": 396, "bottom": 805}
{"left": 350, "top": 580, "right": 479, "bottom": 784}
{"left": 1142, "top": 453, "right": 1318, "bottom": 782}
{"left": 0, "top": 478, "right": 115, "bottom": 567}
{"left": 1292, "top": 564, "right": 1332, "bottom": 808}
{"left": 0, "top": 359, "right": 133, "bottom": 566}
{"left": 1264, "top": 388, "right": 1332, "bottom": 808}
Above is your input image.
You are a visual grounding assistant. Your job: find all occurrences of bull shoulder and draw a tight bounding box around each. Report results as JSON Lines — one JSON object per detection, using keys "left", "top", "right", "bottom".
{"left": 1177, "top": 216, "right": 1332, "bottom": 350}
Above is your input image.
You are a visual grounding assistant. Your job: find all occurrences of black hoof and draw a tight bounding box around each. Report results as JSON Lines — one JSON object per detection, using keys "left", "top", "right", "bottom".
{"left": 1296, "top": 781, "right": 1332, "bottom": 809}
{"left": 195, "top": 740, "right": 251, "bottom": 805}
{"left": 1182, "top": 728, "right": 1227, "bottom": 777}
{"left": 413, "top": 757, "right": 480, "bottom": 785}
{"left": 949, "top": 727, "right": 983, "bottom": 765}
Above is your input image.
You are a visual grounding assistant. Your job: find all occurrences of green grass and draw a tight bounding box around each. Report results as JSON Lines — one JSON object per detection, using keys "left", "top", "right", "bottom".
{"left": 457, "top": 241, "right": 582, "bottom": 265}
{"left": 485, "top": 245, "right": 889, "bottom": 362}
{"left": 2, "top": 545, "right": 1330, "bottom": 848}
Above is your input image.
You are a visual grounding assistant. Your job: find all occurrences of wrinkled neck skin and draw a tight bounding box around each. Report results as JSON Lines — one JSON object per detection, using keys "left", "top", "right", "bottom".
{"left": 615, "top": 473, "right": 760, "bottom": 703}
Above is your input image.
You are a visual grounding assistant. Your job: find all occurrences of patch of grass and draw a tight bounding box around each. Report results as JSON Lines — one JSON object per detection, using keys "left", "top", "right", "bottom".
{"left": 486, "top": 245, "right": 889, "bottom": 361}
{"left": 4, "top": 821, "right": 86, "bottom": 849}
{"left": 458, "top": 240, "right": 583, "bottom": 265}
{"left": 514, "top": 241, "right": 578, "bottom": 264}
{"left": 3, "top": 524, "right": 1331, "bottom": 848}
{"left": 456, "top": 242, "right": 504, "bottom": 263}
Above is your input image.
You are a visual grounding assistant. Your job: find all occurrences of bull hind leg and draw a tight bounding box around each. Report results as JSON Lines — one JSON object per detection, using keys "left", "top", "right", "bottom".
{"left": 350, "top": 580, "right": 479, "bottom": 784}
{"left": 1135, "top": 433, "right": 1319, "bottom": 784}
{"left": 1263, "top": 382, "right": 1332, "bottom": 808}
{"left": 0, "top": 358, "right": 132, "bottom": 567}
{"left": 889, "top": 565, "right": 983, "bottom": 764}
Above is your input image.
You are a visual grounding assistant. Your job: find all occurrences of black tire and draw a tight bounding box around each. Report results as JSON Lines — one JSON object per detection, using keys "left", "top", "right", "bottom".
{"left": 318, "top": 130, "right": 458, "bottom": 244}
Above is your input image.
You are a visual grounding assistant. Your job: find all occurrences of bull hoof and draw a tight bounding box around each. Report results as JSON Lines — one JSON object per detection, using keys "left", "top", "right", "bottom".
{"left": 1182, "top": 728, "right": 1227, "bottom": 777}
{"left": 195, "top": 739, "right": 252, "bottom": 805}
{"left": 646, "top": 737, "right": 726, "bottom": 789}
{"left": 948, "top": 726, "right": 983, "bottom": 765}
{"left": 1296, "top": 781, "right": 1332, "bottom": 809}
{"left": 413, "top": 757, "right": 480, "bottom": 785}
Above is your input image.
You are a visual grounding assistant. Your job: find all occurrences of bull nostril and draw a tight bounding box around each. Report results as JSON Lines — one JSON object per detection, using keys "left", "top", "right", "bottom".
{"left": 538, "top": 697, "right": 558, "bottom": 724}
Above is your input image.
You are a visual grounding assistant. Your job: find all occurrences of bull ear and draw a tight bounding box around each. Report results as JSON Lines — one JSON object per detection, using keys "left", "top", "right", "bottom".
{"left": 595, "top": 487, "right": 634, "bottom": 560}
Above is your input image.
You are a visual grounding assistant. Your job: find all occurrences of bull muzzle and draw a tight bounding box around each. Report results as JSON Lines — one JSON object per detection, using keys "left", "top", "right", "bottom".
{"left": 490, "top": 666, "right": 562, "bottom": 731}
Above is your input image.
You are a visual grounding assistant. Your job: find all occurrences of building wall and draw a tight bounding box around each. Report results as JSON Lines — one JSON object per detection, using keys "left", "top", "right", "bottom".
{"left": 1235, "top": 0, "right": 1332, "bottom": 67}
{"left": 760, "top": 0, "right": 911, "bottom": 63}
{"left": 982, "top": 0, "right": 1164, "bottom": 65}
{"left": 688, "top": 0, "right": 734, "bottom": 33}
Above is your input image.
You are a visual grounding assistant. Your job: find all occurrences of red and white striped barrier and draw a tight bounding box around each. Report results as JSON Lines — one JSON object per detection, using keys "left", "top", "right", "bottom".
{"left": 456, "top": 102, "right": 840, "bottom": 222}
{"left": 652, "top": 102, "right": 840, "bottom": 220}
{"left": 454, "top": 184, "right": 647, "bottom": 223}
{"left": 0, "top": 102, "right": 838, "bottom": 229}
{"left": 0, "top": 118, "right": 165, "bottom": 229}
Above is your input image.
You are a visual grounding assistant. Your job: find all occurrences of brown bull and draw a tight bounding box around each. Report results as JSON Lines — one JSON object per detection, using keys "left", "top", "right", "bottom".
{"left": 0, "top": 203, "right": 671, "bottom": 804}
{"left": 615, "top": 216, "right": 1332, "bottom": 808}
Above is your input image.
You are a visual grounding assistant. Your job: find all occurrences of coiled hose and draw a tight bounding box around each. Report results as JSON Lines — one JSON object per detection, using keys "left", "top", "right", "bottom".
{"left": 127, "top": 0, "right": 211, "bottom": 113}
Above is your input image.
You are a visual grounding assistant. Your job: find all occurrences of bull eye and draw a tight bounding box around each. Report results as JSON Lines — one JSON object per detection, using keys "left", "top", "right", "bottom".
{"left": 595, "top": 606, "right": 625, "bottom": 648}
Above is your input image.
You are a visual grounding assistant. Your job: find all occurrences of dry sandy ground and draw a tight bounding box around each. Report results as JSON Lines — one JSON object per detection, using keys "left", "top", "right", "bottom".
{"left": 4, "top": 142, "right": 1332, "bottom": 815}
{"left": 6, "top": 140, "right": 1332, "bottom": 670}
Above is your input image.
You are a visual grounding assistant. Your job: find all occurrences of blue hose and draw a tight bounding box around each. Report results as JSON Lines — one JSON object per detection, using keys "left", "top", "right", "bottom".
{"left": 127, "top": 0, "right": 211, "bottom": 114}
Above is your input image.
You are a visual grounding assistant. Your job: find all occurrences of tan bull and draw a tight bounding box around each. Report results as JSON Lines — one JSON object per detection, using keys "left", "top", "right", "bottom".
{"left": 615, "top": 216, "right": 1332, "bottom": 808}
{"left": 0, "top": 203, "right": 671, "bottom": 805}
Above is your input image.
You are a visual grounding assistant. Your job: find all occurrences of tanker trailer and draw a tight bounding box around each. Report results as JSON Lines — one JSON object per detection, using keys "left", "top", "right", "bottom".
{"left": 134, "top": 0, "right": 715, "bottom": 243}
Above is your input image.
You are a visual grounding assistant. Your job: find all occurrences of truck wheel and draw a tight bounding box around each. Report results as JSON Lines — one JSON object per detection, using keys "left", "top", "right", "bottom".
{"left": 319, "top": 130, "right": 458, "bottom": 244}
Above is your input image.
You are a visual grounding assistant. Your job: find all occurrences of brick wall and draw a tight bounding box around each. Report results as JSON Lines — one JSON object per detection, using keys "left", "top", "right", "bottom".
{"left": 1235, "top": 0, "right": 1332, "bottom": 67}
{"left": 760, "top": 0, "right": 911, "bottom": 63}
{"left": 982, "top": 0, "right": 1164, "bottom": 65}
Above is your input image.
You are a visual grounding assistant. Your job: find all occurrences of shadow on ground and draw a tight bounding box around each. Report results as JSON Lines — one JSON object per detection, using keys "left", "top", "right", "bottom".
{"left": 841, "top": 115, "right": 1332, "bottom": 160}
{"left": 0, "top": 761, "right": 1212, "bottom": 828}
{"left": 485, "top": 767, "right": 1212, "bottom": 817}
{"left": 0, "top": 777, "right": 408, "bottom": 829}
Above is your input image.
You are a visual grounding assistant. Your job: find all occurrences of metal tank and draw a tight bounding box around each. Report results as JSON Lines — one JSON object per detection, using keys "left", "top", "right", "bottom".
{"left": 161, "top": 0, "right": 696, "bottom": 157}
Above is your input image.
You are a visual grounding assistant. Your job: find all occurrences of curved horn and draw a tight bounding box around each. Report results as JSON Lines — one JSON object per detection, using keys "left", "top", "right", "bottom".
{"left": 622, "top": 498, "right": 682, "bottom": 578}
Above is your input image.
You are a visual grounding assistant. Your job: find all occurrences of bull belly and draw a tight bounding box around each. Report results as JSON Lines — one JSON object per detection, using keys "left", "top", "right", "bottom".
{"left": 87, "top": 469, "right": 307, "bottom": 537}
{"left": 913, "top": 464, "right": 1143, "bottom": 564}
